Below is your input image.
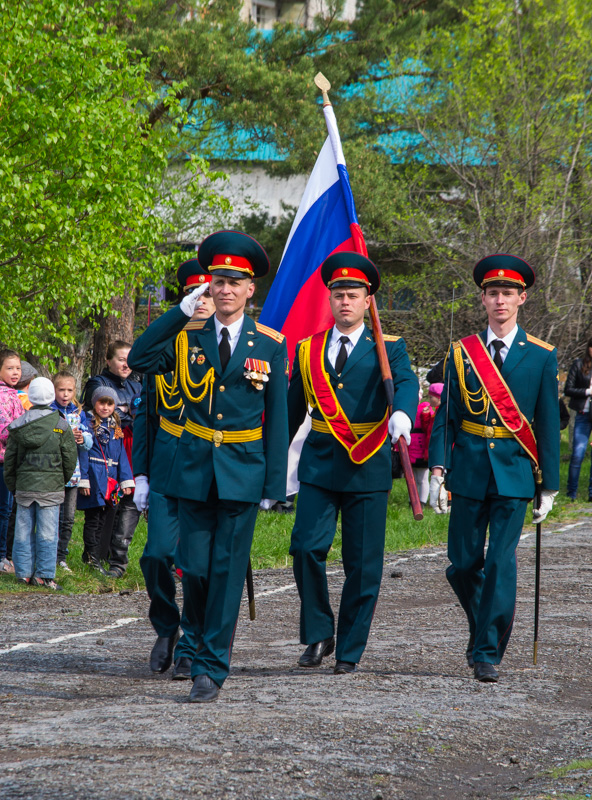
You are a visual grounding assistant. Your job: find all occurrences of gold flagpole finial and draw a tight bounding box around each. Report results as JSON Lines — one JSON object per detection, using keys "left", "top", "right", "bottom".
{"left": 314, "top": 72, "right": 331, "bottom": 107}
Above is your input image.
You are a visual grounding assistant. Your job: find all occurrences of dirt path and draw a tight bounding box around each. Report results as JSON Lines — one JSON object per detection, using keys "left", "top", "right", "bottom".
{"left": 1, "top": 519, "right": 591, "bottom": 800}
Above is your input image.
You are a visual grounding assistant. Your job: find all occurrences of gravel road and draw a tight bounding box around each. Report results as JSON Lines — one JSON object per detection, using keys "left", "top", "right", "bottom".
{"left": 1, "top": 518, "right": 591, "bottom": 800}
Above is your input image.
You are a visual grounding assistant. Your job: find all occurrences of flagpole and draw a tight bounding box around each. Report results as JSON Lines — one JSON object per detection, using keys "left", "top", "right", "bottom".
{"left": 314, "top": 73, "right": 423, "bottom": 521}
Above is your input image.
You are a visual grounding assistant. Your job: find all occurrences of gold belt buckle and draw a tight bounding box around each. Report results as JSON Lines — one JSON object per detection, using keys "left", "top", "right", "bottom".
{"left": 484, "top": 426, "right": 495, "bottom": 438}
{"left": 212, "top": 430, "right": 224, "bottom": 447}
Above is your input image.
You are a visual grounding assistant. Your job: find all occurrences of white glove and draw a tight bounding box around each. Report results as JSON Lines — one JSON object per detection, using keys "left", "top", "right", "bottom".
{"left": 429, "top": 474, "right": 448, "bottom": 514}
{"left": 133, "top": 475, "right": 150, "bottom": 512}
{"left": 179, "top": 283, "right": 209, "bottom": 317}
{"left": 532, "top": 490, "right": 558, "bottom": 523}
{"left": 586, "top": 388, "right": 592, "bottom": 396}
{"left": 259, "top": 498, "right": 275, "bottom": 511}
{"left": 388, "top": 410, "right": 412, "bottom": 446}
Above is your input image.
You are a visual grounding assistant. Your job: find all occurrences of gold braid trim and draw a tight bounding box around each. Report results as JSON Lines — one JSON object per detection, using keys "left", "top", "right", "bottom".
{"left": 298, "top": 339, "right": 318, "bottom": 411}
{"left": 175, "top": 331, "right": 216, "bottom": 405}
{"left": 453, "top": 341, "right": 490, "bottom": 417}
{"left": 155, "top": 374, "right": 183, "bottom": 412}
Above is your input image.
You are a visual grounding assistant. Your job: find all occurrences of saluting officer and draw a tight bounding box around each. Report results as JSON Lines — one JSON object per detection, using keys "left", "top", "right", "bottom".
{"left": 132, "top": 259, "right": 215, "bottom": 680}
{"left": 128, "top": 231, "right": 289, "bottom": 703}
{"left": 288, "top": 252, "right": 418, "bottom": 674}
{"left": 429, "top": 255, "right": 560, "bottom": 682}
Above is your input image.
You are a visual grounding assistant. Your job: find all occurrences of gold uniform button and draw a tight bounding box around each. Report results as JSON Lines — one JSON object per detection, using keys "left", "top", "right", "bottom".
{"left": 219, "top": 385, "right": 225, "bottom": 392}
{"left": 489, "top": 442, "right": 495, "bottom": 449}
{"left": 217, "top": 413, "right": 223, "bottom": 420}
{"left": 337, "top": 383, "right": 344, "bottom": 389}
{"left": 491, "top": 418, "right": 497, "bottom": 424}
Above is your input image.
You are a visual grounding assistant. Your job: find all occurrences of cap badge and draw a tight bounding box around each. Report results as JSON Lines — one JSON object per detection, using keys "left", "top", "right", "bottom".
{"left": 199, "top": 275, "right": 205, "bottom": 283}
{"left": 498, "top": 270, "right": 505, "bottom": 276}
{"left": 225, "top": 257, "right": 232, "bottom": 265}
{"left": 342, "top": 269, "right": 348, "bottom": 275}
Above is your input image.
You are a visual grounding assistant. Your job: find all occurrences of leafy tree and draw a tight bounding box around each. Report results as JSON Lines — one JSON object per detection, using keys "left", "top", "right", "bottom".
{"left": 0, "top": 0, "right": 224, "bottom": 381}
{"left": 359, "top": 0, "right": 592, "bottom": 365}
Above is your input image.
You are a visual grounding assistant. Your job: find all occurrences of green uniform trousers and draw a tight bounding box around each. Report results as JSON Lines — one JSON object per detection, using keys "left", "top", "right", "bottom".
{"left": 289, "top": 482, "right": 389, "bottom": 665}
{"left": 139, "top": 490, "right": 180, "bottom": 639}
{"left": 176, "top": 481, "right": 258, "bottom": 687}
{"left": 447, "top": 486, "right": 528, "bottom": 665}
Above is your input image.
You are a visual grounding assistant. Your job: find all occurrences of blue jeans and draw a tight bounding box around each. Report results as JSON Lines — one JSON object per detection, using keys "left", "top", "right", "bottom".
{"left": 0, "top": 464, "right": 14, "bottom": 561}
{"left": 567, "top": 412, "right": 592, "bottom": 498}
{"left": 13, "top": 503, "right": 60, "bottom": 580}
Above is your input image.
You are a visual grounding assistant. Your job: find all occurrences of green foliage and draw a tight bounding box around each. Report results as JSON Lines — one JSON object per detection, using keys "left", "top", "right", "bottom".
{"left": 363, "top": 0, "right": 592, "bottom": 364}
{"left": 0, "top": 0, "right": 174, "bottom": 359}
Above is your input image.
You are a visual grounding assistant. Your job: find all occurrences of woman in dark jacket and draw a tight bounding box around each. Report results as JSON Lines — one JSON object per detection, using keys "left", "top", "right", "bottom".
{"left": 564, "top": 337, "right": 592, "bottom": 499}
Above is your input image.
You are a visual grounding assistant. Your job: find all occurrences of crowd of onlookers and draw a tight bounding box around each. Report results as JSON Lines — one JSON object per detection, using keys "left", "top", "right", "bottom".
{"left": 0, "top": 342, "right": 141, "bottom": 591}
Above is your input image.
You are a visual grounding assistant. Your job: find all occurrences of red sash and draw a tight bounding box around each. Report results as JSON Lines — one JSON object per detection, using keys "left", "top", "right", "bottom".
{"left": 459, "top": 334, "right": 539, "bottom": 465}
{"left": 306, "top": 331, "right": 388, "bottom": 465}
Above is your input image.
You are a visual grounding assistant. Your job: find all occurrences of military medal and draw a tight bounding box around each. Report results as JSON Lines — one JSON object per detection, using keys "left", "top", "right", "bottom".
{"left": 190, "top": 346, "right": 202, "bottom": 364}
{"left": 244, "top": 358, "right": 270, "bottom": 390}
{"left": 197, "top": 354, "right": 206, "bottom": 365}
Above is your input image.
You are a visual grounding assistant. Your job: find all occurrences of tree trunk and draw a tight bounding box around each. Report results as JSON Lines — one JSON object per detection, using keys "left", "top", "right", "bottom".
{"left": 91, "top": 288, "right": 136, "bottom": 377}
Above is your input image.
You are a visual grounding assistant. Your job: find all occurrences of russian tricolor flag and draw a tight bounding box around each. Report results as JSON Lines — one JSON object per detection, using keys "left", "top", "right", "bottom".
{"left": 259, "top": 104, "right": 367, "bottom": 371}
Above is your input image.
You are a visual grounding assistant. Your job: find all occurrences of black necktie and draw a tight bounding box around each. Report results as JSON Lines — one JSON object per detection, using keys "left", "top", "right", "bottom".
{"left": 219, "top": 327, "right": 231, "bottom": 371}
{"left": 491, "top": 339, "right": 505, "bottom": 370}
{"left": 335, "top": 335, "right": 350, "bottom": 374}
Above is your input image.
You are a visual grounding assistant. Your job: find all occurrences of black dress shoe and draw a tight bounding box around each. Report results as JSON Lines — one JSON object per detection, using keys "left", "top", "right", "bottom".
{"left": 298, "top": 637, "right": 335, "bottom": 668}
{"left": 334, "top": 660, "right": 357, "bottom": 674}
{"left": 474, "top": 662, "right": 499, "bottom": 683}
{"left": 149, "top": 631, "right": 179, "bottom": 673}
{"left": 466, "top": 634, "right": 475, "bottom": 668}
{"left": 171, "top": 656, "right": 192, "bottom": 681}
{"left": 188, "top": 674, "right": 219, "bottom": 703}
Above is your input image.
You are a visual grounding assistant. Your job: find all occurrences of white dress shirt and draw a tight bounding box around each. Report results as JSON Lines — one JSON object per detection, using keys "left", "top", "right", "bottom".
{"left": 485, "top": 324, "right": 518, "bottom": 364}
{"left": 327, "top": 323, "right": 366, "bottom": 369}
{"left": 214, "top": 314, "right": 244, "bottom": 357}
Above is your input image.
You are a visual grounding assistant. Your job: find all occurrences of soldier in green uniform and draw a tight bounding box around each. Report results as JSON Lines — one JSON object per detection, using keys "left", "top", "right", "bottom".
{"left": 288, "top": 252, "right": 419, "bottom": 674}
{"left": 128, "top": 231, "right": 289, "bottom": 703}
{"left": 429, "top": 255, "right": 560, "bottom": 682}
{"left": 132, "top": 259, "right": 215, "bottom": 680}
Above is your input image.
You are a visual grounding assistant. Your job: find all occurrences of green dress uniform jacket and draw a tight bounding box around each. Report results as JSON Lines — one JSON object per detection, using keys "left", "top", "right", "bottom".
{"left": 429, "top": 326, "right": 560, "bottom": 497}
{"left": 128, "top": 305, "right": 289, "bottom": 504}
{"left": 288, "top": 326, "right": 419, "bottom": 665}
{"left": 428, "top": 326, "right": 560, "bottom": 666}
{"left": 288, "top": 327, "right": 419, "bottom": 492}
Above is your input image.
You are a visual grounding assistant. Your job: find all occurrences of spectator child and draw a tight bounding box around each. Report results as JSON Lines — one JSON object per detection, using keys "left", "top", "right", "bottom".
{"left": 15, "top": 361, "right": 38, "bottom": 411}
{"left": 0, "top": 349, "right": 24, "bottom": 574}
{"left": 409, "top": 383, "right": 444, "bottom": 504}
{"left": 3, "top": 377, "right": 77, "bottom": 590}
{"left": 51, "top": 371, "right": 93, "bottom": 571}
{"left": 78, "top": 387, "right": 134, "bottom": 575}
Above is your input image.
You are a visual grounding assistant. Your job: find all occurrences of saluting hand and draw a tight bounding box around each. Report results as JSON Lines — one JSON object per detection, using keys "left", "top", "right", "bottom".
{"left": 179, "top": 283, "right": 209, "bottom": 317}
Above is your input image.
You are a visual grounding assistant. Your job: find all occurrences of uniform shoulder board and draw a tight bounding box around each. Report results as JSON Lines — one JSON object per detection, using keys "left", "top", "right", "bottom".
{"left": 526, "top": 333, "right": 555, "bottom": 351}
{"left": 383, "top": 334, "right": 401, "bottom": 342}
{"left": 183, "top": 320, "right": 207, "bottom": 331}
{"left": 255, "top": 322, "right": 285, "bottom": 343}
{"left": 297, "top": 335, "right": 312, "bottom": 345}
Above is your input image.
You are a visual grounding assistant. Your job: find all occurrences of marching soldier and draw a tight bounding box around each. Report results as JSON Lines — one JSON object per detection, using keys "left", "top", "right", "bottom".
{"left": 128, "top": 231, "right": 289, "bottom": 702}
{"left": 429, "top": 254, "right": 560, "bottom": 682}
{"left": 288, "top": 252, "right": 418, "bottom": 674}
{"left": 132, "top": 259, "right": 215, "bottom": 679}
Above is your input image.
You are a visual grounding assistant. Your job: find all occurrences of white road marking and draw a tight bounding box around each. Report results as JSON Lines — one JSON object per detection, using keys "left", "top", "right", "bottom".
{"left": 254, "top": 570, "right": 340, "bottom": 599}
{"left": 0, "top": 616, "right": 141, "bottom": 656}
{"left": 520, "top": 520, "right": 587, "bottom": 541}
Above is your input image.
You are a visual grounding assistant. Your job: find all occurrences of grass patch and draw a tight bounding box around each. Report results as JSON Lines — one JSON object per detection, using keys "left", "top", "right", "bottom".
{"left": 550, "top": 759, "right": 592, "bottom": 779}
{"left": 0, "top": 427, "right": 587, "bottom": 594}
